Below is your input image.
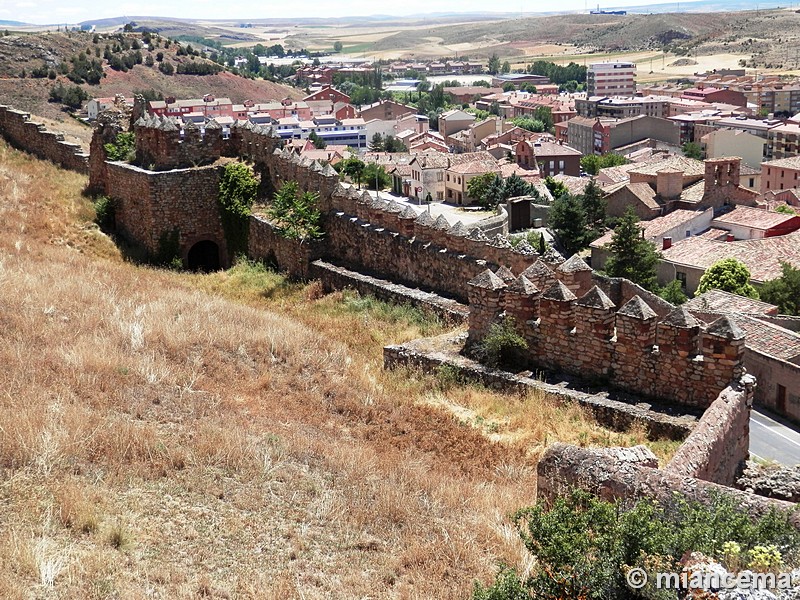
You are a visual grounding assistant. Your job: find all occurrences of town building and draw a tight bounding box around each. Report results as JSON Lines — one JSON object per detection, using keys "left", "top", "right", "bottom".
{"left": 760, "top": 155, "right": 800, "bottom": 193}
{"left": 565, "top": 115, "right": 680, "bottom": 156}
{"left": 515, "top": 139, "right": 582, "bottom": 177}
{"left": 586, "top": 62, "right": 636, "bottom": 97}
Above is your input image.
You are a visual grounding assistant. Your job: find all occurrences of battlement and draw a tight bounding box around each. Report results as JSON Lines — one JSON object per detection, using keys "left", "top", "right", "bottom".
{"left": 0, "top": 105, "right": 88, "bottom": 173}
{"left": 468, "top": 264, "right": 746, "bottom": 408}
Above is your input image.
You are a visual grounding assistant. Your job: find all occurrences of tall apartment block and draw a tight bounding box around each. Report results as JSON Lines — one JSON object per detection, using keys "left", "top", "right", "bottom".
{"left": 587, "top": 61, "right": 637, "bottom": 97}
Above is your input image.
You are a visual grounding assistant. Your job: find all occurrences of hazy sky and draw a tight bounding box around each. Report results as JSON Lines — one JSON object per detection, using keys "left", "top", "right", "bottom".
{"left": 3, "top": 0, "right": 697, "bottom": 26}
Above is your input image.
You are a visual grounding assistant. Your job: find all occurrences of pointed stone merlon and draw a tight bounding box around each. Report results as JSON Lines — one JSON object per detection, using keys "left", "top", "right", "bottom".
{"left": 520, "top": 259, "right": 557, "bottom": 291}
{"left": 702, "top": 315, "right": 746, "bottom": 378}
{"left": 494, "top": 265, "right": 516, "bottom": 283}
{"left": 657, "top": 306, "right": 702, "bottom": 358}
{"left": 555, "top": 254, "right": 592, "bottom": 295}
{"left": 504, "top": 275, "right": 541, "bottom": 323}
{"left": 467, "top": 269, "right": 508, "bottom": 343}
{"left": 575, "top": 285, "right": 616, "bottom": 338}
{"left": 615, "top": 295, "right": 658, "bottom": 346}
{"left": 539, "top": 279, "right": 578, "bottom": 327}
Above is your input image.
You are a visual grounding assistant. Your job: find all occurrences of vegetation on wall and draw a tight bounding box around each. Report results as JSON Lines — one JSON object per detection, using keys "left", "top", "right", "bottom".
{"left": 475, "top": 317, "right": 528, "bottom": 369}
{"left": 103, "top": 132, "right": 136, "bottom": 162}
{"left": 266, "top": 181, "right": 323, "bottom": 242}
{"left": 218, "top": 162, "right": 258, "bottom": 256}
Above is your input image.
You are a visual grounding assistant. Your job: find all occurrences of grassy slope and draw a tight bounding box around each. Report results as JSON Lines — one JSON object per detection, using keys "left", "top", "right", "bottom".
{"left": 0, "top": 140, "right": 678, "bottom": 598}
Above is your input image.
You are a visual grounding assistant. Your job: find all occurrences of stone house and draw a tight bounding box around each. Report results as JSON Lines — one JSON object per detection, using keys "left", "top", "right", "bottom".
{"left": 515, "top": 139, "right": 582, "bottom": 177}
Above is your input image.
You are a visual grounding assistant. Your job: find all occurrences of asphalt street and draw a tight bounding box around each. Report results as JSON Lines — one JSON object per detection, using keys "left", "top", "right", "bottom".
{"left": 750, "top": 408, "right": 800, "bottom": 466}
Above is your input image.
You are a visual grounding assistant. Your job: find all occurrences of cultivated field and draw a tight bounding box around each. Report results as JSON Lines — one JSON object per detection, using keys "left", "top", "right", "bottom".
{"left": 0, "top": 139, "right": 678, "bottom": 597}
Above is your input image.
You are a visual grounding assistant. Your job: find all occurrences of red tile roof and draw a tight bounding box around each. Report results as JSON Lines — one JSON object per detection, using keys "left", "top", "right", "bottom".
{"left": 661, "top": 231, "right": 800, "bottom": 282}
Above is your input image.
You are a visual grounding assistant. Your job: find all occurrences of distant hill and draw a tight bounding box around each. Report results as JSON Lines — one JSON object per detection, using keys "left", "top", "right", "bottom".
{"left": 0, "top": 20, "right": 29, "bottom": 26}
{"left": 0, "top": 30, "right": 302, "bottom": 125}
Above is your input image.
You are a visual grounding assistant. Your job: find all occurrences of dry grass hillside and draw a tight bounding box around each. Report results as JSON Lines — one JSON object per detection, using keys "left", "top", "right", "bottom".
{"left": 0, "top": 139, "right": 678, "bottom": 598}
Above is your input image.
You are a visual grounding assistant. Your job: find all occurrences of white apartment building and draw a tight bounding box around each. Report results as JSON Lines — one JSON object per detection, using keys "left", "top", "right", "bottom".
{"left": 587, "top": 62, "right": 637, "bottom": 97}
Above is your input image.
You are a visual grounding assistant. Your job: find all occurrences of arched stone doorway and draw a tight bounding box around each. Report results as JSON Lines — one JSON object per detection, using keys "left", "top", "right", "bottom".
{"left": 187, "top": 240, "right": 221, "bottom": 272}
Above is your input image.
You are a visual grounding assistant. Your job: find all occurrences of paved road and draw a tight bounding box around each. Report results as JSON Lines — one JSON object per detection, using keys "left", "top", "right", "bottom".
{"left": 750, "top": 408, "right": 800, "bottom": 466}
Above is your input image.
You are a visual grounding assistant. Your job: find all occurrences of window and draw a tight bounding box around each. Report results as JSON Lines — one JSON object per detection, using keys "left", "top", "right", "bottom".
{"left": 438, "top": 172, "right": 443, "bottom": 182}
{"left": 676, "top": 272, "right": 687, "bottom": 290}
{"left": 446, "top": 173, "right": 450, "bottom": 182}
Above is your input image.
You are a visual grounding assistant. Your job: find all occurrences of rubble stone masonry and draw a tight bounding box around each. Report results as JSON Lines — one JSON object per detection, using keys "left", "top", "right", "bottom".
{"left": 468, "top": 264, "right": 747, "bottom": 409}
{"left": 0, "top": 105, "right": 88, "bottom": 173}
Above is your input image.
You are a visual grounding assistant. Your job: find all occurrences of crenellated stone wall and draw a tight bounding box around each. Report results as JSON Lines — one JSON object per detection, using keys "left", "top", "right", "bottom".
{"left": 467, "top": 262, "right": 747, "bottom": 409}
{"left": 0, "top": 105, "right": 88, "bottom": 173}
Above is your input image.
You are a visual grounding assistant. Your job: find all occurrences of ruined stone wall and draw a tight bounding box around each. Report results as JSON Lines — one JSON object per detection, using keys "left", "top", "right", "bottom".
{"left": 106, "top": 162, "right": 228, "bottom": 264}
{"left": 666, "top": 379, "right": 753, "bottom": 485}
{"left": 0, "top": 105, "right": 88, "bottom": 173}
{"left": 249, "top": 215, "right": 323, "bottom": 280}
{"left": 468, "top": 265, "right": 746, "bottom": 408}
{"left": 537, "top": 438, "right": 799, "bottom": 528}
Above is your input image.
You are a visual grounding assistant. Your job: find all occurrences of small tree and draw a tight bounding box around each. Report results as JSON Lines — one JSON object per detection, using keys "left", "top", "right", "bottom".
{"left": 466, "top": 172, "right": 496, "bottom": 206}
{"left": 760, "top": 262, "right": 800, "bottom": 315}
{"left": 659, "top": 280, "right": 688, "bottom": 305}
{"left": 604, "top": 208, "right": 660, "bottom": 290}
{"left": 333, "top": 41, "right": 343, "bottom": 53}
{"left": 308, "top": 131, "right": 326, "bottom": 149}
{"left": 368, "top": 132, "right": 384, "bottom": 152}
{"left": 103, "top": 132, "right": 136, "bottom": 161}
{"left": 683, "top": 141, "right": 704, "bottom": 160}
{"left": 340, "top": 156, "right": 366, "bottom": 189}
{"left": 579, "top": 179, "right": 606, "bottom": 239}
{"left": 697, "top": 258, "right": 759, "bottom": 299}
{"left": 363, "top": 163, "right": 390, "bottom": 191}
{"left": 549, "top": 194, "right": 588, "bottom": 256}
{"left": 543, "top": 175, "right": 569, "bottom": 200}
{"left": 267, "top": 181, "right": 323, "bottom": 241}
{"left": 488, "top": 53, "right": 501, "bottom": 75}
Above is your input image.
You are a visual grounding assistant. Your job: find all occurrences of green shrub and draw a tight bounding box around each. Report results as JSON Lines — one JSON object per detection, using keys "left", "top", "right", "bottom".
{"left": 476, "top": 317, "right": 527, "bottom": 368}
{"left": 103, "top": 132, "right": 135, "bottom": 162}
{"left": 93, "top": 195, "right": 116, "bottom": 230}
{"left": 474, "top": 489, "right": 800, "bottom": 600}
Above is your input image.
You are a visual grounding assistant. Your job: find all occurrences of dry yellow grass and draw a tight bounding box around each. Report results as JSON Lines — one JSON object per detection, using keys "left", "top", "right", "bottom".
{"left": 0, "top": 139, "right": 678, "bottom": 598}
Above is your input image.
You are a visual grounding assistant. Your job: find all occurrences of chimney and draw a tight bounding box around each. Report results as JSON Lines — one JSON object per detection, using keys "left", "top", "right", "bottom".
{"left": 656, "top": 169, "right": 683, "bottom": 200}
{"left": 662, "top": 237, "right": 672, "bottom": 250}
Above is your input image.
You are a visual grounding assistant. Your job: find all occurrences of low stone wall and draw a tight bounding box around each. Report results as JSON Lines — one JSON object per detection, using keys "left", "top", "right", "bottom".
{"left": 474, "top": 205, "right": 509, "bottom": 237}
{"left": 248, "top": 216, "right": 323, "bottom": 280}
{"left": 384, "top": 334, "right": 696, "bottom": 441}
{"left": 665, "top": 376, "right": 754, "bottom": 486}
{"left": 311, "top": 260, "right": 469, "bottom": 323}
{"left": 0, "top": 105, "right": 88, "bottom": 173}
{"left": 537, "top": 441, "right": 799, "bottom": 528}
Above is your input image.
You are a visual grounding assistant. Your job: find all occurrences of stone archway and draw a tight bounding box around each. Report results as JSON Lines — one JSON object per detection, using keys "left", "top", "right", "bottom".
{"left": 186, "top": 239, "right": 221, "bottom": 272}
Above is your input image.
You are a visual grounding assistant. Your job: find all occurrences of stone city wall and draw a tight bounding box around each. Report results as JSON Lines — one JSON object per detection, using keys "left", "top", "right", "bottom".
{"left": 665, "top": 379, "right": 753, "bottom": 485}
{"left": 467, "top": 263, "right": 746, "bottom": 409}
{"left": 106, "top": 161, "right": 228, "bottom": 265}
{"left": 536, "top": 378, "right": 797, "bottom": 528}
{"left": 0, "top": 105, "right": 88, "bottom": 173}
